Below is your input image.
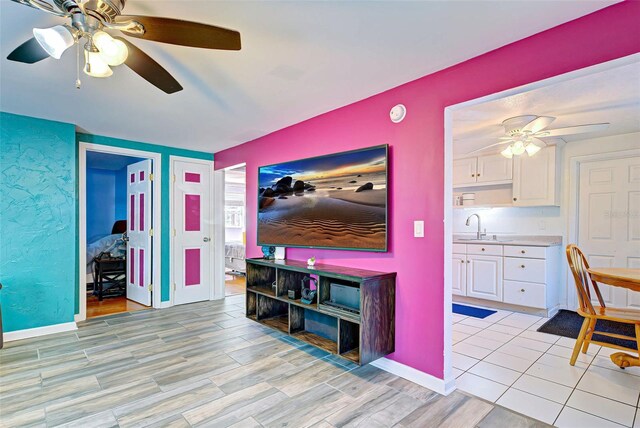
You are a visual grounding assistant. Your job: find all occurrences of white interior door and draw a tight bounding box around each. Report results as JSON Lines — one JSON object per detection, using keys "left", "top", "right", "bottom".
{"left": 126, "top": 159, "right": 152, "bottom": 306}
{"left": 173, "top": 159, "right": 213, "bottom": 305}
{"left": 578, "top": 156, "right": 640, "bottom": 308}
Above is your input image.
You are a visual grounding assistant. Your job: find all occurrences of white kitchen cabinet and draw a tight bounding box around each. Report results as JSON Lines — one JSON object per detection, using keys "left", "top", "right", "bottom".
{"left": 513, "top": 146, "right": 559, "bottom": 206}
{"left": 466, "top": 254, "right": 503, "bottom": 302}
{"left": 453, "top": 155, "right": 512, "bottom": 187}
{"left": 452, "top": 243, "right": 560, "bottom": 311}
{"left": 452, "top": 253, "right": 467, "bottom": 296}
{"left": 453, "top": 158, "right": 478, "bottom": 186}
{"left": 477, "top": 154, "right": 513, "bottom": 184}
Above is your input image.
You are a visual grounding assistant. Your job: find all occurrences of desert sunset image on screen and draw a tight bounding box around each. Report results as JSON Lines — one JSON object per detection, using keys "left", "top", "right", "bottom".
{"left": 258, "top": 145, "right": 387, "bottom": 251}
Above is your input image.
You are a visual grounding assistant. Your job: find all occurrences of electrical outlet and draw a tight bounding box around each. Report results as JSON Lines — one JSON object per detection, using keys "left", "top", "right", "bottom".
{"left": 414, "top": 220, "right": 424, "bottom": 238}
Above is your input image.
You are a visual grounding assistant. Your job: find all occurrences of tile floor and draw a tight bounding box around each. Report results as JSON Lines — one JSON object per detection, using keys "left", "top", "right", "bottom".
{"left": 452, "top": 305, "right": 640, "bottom": 427}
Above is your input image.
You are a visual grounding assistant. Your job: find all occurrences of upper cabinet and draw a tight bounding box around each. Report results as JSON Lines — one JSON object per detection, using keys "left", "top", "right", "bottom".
{"left": 477, "top": 154, "right": 513, "bottom": 184}
{"left": 453, "top": 154, "right": 512, "bottom": 187}
{"left": 452, "top": 158, "right": 478, "bottom": 186}
{"left": 512, "top": 146, "right": 559, "bottom": 207}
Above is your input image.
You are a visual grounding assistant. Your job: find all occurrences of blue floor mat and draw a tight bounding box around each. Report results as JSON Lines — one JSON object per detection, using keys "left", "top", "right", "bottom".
{"left": 453, "top": 303, "right": 496, "bottom": 319}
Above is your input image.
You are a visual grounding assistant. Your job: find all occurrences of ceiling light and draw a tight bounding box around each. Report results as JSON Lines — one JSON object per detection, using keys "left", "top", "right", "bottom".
{"left": 511, "top": 141, "right": 526, "bottom": 156}
{"left": 92, "top": 31, "right": 128, "bottom": 66}
{"left": 525, "top": 143, "right": 541, "bottom": 156}
{"left": 84, "top": 47, "right": 113, "bottom": 78}
{"left": 33, "top": 25, "right": 75, "bottom": 59}
{"left": 501, "top": 146, "right": 513, "bottom": 159}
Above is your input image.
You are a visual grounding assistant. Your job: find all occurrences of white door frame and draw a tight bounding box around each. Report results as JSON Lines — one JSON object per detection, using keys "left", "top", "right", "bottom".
{"left": 169, "top": 156, "right": 220, "bottom": 304}
{"left": 77, "top": 142, "right": 162, "bottom": 322}
{"left": 566, "top": 148, "right": 640, "bottom": 309}
{"left": 215, "top": 163, "right": 247, "bottom": 300}
{"left": 442, "top": 54, "right": 639, "bottom": 391}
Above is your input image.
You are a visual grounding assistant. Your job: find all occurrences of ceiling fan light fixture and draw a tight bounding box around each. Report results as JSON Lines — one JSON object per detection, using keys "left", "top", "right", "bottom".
{"left": 525, "top": 143, "right": 542, "bottom": 156}
{"left": 84, "top": 48, "right": 113, "bottom": 78}
{"left": 501, "top": 146, "right": 514, "bottom": 159}
{"left": 33, "top": 25, "right": 75, "bottom": 59}
{"left": 511, "top": 140, "right": 526, "bottom": 156}
{"left": 92, "top": 31, "right": 128, "bottom": 66}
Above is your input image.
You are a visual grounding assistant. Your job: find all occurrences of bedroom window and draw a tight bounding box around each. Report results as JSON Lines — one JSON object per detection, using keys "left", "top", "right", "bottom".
{"left": 225, "top": 206, "right": 244, "bottom": 228}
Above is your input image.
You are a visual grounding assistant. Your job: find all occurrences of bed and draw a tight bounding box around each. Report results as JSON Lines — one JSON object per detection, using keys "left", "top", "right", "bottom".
{"left": 225, "top": 241, "right": 246, "bottom": 274}
{"left": 86, "top": 220, "right": 127, "bottom": 283}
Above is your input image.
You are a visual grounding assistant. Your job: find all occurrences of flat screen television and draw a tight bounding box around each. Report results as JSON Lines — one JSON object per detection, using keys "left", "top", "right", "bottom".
{"left": 258, "top": 144, "right": 388, "bottom": 251}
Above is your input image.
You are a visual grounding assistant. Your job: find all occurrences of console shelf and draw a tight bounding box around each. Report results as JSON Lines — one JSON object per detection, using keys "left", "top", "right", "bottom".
{"left": 246, "top": 258, "right": 396, "bottom": 366}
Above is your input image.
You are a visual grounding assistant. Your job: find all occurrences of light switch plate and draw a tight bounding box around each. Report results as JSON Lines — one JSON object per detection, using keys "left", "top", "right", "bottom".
{"left": 414, "top": 220, "right": 424, "bottom": 238}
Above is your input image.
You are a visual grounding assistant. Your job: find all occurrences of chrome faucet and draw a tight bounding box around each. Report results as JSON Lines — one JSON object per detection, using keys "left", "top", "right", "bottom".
{"left": 465, "top": 213, "right": 486, "bottom": 240}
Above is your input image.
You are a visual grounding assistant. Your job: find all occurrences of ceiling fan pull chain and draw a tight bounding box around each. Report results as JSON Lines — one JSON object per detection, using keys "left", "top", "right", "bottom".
{"left": 75, "top": 41, "right": 81, "bottom": 89}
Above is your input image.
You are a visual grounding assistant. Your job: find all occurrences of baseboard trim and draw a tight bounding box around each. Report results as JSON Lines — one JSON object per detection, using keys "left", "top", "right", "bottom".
{"left": 371, "top": 357, "right": 456, "bottom": 396}
{"left": 158, "top": 301, "right": 172, "bottom": 309}
{"left": 3, "top": 322, "right": 78, "bottom": 342}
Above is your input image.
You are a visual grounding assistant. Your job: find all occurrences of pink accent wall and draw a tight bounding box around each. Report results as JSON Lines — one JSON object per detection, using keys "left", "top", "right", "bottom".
{"left": 213, "top": 3, "right": 640, "bottom": 379}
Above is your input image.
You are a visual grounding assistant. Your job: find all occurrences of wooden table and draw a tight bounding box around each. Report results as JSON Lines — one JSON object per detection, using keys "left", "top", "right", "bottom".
{"left": 588, "top": 267, "right": 640, "bottom": 368}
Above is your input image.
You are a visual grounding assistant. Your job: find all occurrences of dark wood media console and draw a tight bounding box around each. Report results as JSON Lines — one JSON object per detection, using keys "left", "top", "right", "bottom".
{"left": 245, "top": 258, "right": 396, "bottom": 365}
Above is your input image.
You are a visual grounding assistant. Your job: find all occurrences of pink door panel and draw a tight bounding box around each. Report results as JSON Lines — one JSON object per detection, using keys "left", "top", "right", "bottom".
{"left": 184, "top": 248, "right": 201, "bottom": 286}
{"left": 185, "top": 194, "right": 201, "bottom": 232}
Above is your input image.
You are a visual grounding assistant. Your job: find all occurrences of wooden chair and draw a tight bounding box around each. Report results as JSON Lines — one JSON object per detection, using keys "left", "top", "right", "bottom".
{"left": 566, "top": 244, "right": 640, "bottom": 367}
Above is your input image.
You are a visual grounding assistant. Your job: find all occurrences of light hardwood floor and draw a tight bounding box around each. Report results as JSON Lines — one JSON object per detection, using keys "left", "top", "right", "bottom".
{"left": 0, "top": 295, "right": 548, "bottom": 427}
{"left": 86, "top": 295, "right": 149, "bottom": 319}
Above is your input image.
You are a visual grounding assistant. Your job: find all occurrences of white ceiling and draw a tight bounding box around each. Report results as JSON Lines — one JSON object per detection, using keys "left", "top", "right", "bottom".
{"left": 452, "top": 60, "right": 640, "bottom": 157}
{"left": 0, "top": 0, "right": 619, "bottom": 154}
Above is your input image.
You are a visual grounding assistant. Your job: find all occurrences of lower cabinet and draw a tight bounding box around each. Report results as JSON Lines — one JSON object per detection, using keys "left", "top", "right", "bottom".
{"left": 452, "top": 253, "right": 467, "bottom": 296}
{"left": 452, "top": 243, "right": 559, "bottom": 310}
{"left": 466, "top": 255, "right": 503, "bottom": 302}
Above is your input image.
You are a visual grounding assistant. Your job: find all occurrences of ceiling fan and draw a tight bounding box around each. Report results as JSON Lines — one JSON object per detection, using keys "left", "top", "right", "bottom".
{"left": 466, "top": 115, "right": 609, "bottom": 158}
{"left": 6, "top": 0, "right": 242, "bottom": 94}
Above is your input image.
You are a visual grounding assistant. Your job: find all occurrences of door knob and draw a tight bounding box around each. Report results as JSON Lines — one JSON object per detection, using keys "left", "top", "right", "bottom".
{"left": 203, "top": 237, "right": 210, "bottom": 242}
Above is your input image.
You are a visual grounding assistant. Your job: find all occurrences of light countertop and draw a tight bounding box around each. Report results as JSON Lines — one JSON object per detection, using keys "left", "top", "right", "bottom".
{"left": 453, "top": 234, "right": 562, "bottom": 247}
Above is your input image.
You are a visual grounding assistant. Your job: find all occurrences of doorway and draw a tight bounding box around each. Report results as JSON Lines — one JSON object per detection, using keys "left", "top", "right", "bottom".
{"left": 443, "top": 54, "right": 640, "bottom": 403}
{"left": 224, "top": 165, "right": 246, "bottom": 296}
{"left": 78, "top": 143, "right": 162, "bottom": 322}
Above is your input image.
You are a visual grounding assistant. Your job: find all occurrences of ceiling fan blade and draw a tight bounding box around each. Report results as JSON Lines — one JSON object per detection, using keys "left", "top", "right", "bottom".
{"left": 529, "top": 137, "right": 548, "bottom": 147}
{"left": 115, "top": 37, "right": 183, "bottom": 94}
{"left": 116, "top": 16, "right": 241, "bottom": 50}
{"left": 465, "top": 140, "right": 513, "bottom": 155}
{"left": 498, "top": 136, "right": 514, "bottom": 140}
{"left": 7, "top": 37, "right": 49, "bottom": 63}
{"left": 522, "top": 116, "right": 555, "bottom": 134}
{"left": 538, "top": 123, "right": 609, "bottom": 138}
{"left": 9, "top": 0, "right": 69, "bottom": 17}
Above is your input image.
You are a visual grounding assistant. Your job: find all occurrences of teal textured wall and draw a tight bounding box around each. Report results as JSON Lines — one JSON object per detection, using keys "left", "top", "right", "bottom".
{"left": 77, "top": 133, "right": 213, "bottom": 303}
{"left": 1, "top": 113, "right": 77, "bottom": 332}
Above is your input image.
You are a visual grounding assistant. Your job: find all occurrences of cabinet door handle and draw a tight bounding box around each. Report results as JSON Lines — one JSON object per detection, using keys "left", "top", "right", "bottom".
{"left": 520, "top": 265, "right": 526, "bottom": 269}
{"left": 520, "top": 288, "right": 525, "bottom": 292}
{"left": 461, "top": 260, "right": 465, "bottom": 263}
{"left": 477, "top": 174, "right": 481, "bottom": 177}
{"left": 521, "top": 250, "right": 526, "bottom": 254}
{"left": 513, "top": 197, "right": 518, "bottom": 202}
{"left": 466, "top": 260, "right": 470, "bottom": 263}
{"left": 471, "top": 174, "right": 476, "bottom": 177}
{"left": 481, "top": 248, "right": 485, "bottom": 251}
